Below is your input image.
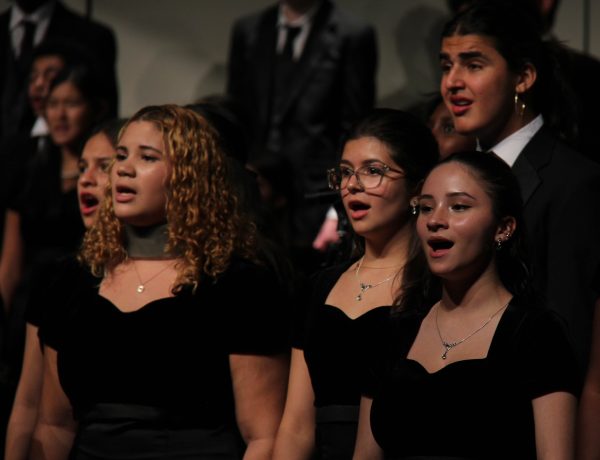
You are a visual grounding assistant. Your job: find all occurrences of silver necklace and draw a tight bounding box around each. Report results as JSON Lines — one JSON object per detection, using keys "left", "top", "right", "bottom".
{"left": 131, "top": 260, "right": 176, "bottom": 294}
{"left": 435, "top": 300, "right": 510, "bottom": 359}
{"left": 354, "top": 257, "right": 396, "bottom": 301}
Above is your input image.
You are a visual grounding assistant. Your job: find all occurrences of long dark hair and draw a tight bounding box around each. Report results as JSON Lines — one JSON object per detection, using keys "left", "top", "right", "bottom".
{"left": 345, "top": 108, "right": 440, "bottom": 195}
{"left": 441, "top": 1, "right": 578, "bottom": 146}
{"left": 395, "top": 151, "right": 535, "bottom": 314}
{"left": 342, "top": 109, "right": 439, "bottom": 302}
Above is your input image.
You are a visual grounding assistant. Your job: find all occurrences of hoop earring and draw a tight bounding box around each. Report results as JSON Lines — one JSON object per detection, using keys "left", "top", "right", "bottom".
{"left": 514, "top": 93, "right": 526, "bottom": 118}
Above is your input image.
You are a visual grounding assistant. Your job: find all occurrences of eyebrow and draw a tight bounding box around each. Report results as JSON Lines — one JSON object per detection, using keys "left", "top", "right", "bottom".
{"left": 439, "top": 51, "right": 486, "bottom": 61}
{"left": 339, "top": 159, "right": 387, "bottom": 167}
{"left": 116, "top": 145, "right": 163, "bottom": 154}
{"left": 418, "top": 192, "right": 477, "bottom": 200}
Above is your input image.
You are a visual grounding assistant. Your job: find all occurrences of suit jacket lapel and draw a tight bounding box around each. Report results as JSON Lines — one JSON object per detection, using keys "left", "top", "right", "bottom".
{"left": 512, "top": 126, "right": 554, "bottom": 206}
{"left": 277, "top": 0, "right": 336, "bottom": 118}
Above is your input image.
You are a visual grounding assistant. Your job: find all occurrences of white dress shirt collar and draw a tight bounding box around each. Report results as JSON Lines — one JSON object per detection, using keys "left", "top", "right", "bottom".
{"left": 276, "top": 2, "right": 320, "bottom": 60}
{"left": 10, "top": 1, "right": 56, "bottom": 54}
{"left": 485, "top": 115, "right": 544, "bottom": 167}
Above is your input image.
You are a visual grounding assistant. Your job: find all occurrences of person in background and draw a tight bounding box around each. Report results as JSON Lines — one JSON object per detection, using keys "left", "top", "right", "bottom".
{"left": 354, "top": 152, "right": 579, "bottom": 459}
{"left": 31, "top": 105, "right": 289, "bottom": 459}
{"left": 446, "top": 0, "right": 600, "bottom": 163}
{"left": 0, "top": 60, "right": 110, "bottom": 450}
{"left": 426, "top": 95, "right": 476, "bottom": 158}
{"left": 0, "top": 0, "right": 118, "bottom": 142}
{"left": 4, "top": 119, "right": 123, "bottom": 460}
{"left": 439, "top": 0, "right": 600, "bottom": 372}
{"left": 273, "top": 109, "right": 438, "bottom": 459}
{"left": 0, "top": 40, "right": 87, "bottom": 246}
{"left": 227, "top": 0, "right": 377, "bottom": 275}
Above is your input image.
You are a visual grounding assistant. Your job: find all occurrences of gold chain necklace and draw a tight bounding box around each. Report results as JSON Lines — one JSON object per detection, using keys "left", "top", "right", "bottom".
{"left": 131, "top": 260, "right": 176, "bottom": 294}
{"left": 354, "top": 257, "right": 396, "bottom": 301}
{"left": 435, "top": 300, "right": 510, "bottom": 359}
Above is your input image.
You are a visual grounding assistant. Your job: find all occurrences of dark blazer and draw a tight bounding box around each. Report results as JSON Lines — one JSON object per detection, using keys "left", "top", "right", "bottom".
{"left": 513, "top": 126, "right": 600, "bottom": 370}
{"left": 0, "top": 1, "right": 118, "bottom": 139}
{"left": 227, "top": 0, "right": 376, "bottom": 196}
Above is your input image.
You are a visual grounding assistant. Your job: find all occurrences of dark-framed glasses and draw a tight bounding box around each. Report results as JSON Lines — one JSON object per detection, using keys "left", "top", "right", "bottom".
{"left": 327, "top": 163, "right": 404, "bottom": 190}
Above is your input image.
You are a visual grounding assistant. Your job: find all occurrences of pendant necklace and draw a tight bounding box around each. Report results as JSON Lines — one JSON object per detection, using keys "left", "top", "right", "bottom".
{"left": 435, "top": 299, "right": 510, "bottom": 359}
{"left": 354, "top": 257, "right": 397, "bottom": 301}
{"left": 131, "top": 259, "right": 176, "bottom": 294}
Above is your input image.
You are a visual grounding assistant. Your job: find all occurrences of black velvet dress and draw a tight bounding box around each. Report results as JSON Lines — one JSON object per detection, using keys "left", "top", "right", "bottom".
{"left": 364, "top": 298, "right": 580, "bottom": 460}
{"left": 41, "top": 258, "right": 290, "bottom": 459}
{"left": 296, "top": 262, "right": 391, "bottom": 459}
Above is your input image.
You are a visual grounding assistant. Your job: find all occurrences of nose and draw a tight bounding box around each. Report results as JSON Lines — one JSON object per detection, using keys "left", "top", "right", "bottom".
{"left": 442, "top": 66, "right": 465, "bottom": 93}
{"left": 426, "top": 205, "right": 449, "bottom": 231}
{"left": 116, "top": 159, "right": 135, "bottom": 178}
{"left": 345, "top": 171, "right": 363, "bottom": 193}
{"left": 78, "top": 167, "right": 96, "bottom": 187}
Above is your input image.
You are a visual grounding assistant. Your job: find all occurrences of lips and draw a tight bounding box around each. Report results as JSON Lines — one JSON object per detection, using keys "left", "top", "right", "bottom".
{"left": 114, "top": 184, "right": 136, "bottom": 203}
{"left": 346, "top": 199, "right": 370, "bottom": 220}
{"left": 79, "top": 192, "right": 100, "bottom": 215}
{"left": 449, "top": 96, "right": 472, "bottom": 116}
{"left": 427, "top": 237, "right": 454, "bottom": 257}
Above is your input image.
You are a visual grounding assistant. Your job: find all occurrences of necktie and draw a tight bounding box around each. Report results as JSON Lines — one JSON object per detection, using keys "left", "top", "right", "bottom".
{"left": 18, "top": 20, "right": 36, "bottom": 74}
{"left": 281, "top": 25, "right": 301, "bottom": 61}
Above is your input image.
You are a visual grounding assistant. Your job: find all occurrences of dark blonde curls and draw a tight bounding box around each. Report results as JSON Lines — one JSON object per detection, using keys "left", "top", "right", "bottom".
{"left": 80, "top": 104, "right": 259, "bottom": 291}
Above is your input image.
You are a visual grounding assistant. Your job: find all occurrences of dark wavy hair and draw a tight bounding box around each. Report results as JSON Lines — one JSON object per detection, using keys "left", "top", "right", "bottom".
{"left": 441, "top": 1, "right": 578, "bottom": 146}
{"left": 395, "top": 151, "right": 534, "bottom": 313}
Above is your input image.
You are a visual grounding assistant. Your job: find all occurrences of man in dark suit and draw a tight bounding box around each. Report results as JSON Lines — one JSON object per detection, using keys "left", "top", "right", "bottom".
{"left": 0, "top": 0, "right": 118, "bottom": 142}
{"left": 511, "top": 127, "right": 600, "bottom": 373}
{"left": 227, "top": 0, "right": 377, "bottom": 272}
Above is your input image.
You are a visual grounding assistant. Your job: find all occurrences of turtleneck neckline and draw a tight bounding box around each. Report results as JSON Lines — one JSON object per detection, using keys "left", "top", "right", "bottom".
{"left": 124, "top": 223, "right": 174, "bottom": 259}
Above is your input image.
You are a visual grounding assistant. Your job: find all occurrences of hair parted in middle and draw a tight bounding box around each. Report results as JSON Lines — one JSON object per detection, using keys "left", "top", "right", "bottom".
{"left": 80, "top": 104, "right": 259, "bottom": 291}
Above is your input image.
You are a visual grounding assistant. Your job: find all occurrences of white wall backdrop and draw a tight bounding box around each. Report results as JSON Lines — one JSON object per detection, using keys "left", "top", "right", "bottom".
{"left": 12, "top": 0, "right": 597, "bottom": 118}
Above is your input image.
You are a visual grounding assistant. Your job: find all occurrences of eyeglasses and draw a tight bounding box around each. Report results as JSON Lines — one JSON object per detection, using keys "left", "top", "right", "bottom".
{"left": 327, "top": 163, "right": 404, "bottom": 190}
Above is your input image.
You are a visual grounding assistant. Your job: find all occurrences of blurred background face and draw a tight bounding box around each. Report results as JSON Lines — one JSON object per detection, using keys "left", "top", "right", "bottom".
{"left": 77, "top": 132, "right": 115, "bottom": 228}
{"left": 46, "top": 81, "right": 94, "bottom": 148}
{"left": 429, "top": 101, "right": 477, "bottom": 158}
{"left": 28, "top": 54, "right": 65, "bottom": 117}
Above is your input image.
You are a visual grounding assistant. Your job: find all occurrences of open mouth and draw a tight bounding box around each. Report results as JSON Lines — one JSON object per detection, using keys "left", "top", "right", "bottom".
{"left": 428, "top": 238, "right": 454, "bottom": 251}
{"left": 79, "top": 192, "right": 100, "bottom": 214}
{"left": 115, "top": 185, "right": 136, "bottom": 194}
{"left": 349, "top": 201, "right": 370, "bottom": 211}
{"left": 80, "top": 193, "right": 99, "bottom": 207}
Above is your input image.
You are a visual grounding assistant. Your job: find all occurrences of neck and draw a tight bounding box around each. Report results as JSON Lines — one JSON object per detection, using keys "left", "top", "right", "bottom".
{"left": 440, "top": 267, "right": 510, "bottom": 313}
{"left": 479, "top": 109, "right": 538, "bottom": 150}
{"left": 362, "top": 224, "right": 411, "bottom": 268}
{"left": 125, "top": 223, "right": 173, "bottom": 259}
{"left": 282, "top": 0, "right": 318, "bottom": 20}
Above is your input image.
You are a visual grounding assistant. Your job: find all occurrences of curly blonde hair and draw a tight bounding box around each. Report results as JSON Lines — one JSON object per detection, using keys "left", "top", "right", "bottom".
{"left": 80, "top": 104, "right": 259, "bottom": 291}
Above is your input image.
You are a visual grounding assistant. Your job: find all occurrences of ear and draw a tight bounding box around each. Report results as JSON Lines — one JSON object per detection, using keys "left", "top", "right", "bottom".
{"left": 495, "top": 216, "right": 517, "bottom": 244}
{"left": 515, "top": 62, "right": 537, "bottom": 95}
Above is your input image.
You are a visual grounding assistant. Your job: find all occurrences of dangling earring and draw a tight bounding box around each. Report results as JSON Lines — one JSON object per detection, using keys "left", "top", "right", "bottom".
{"left": 495, "top": 238, "right": 503, "bottom": 250}
{"left": 514, "top": 93, "right": 526, "bottom": 118}
{"left": 410, "top": 198, "right": 418, "bottom": 215}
